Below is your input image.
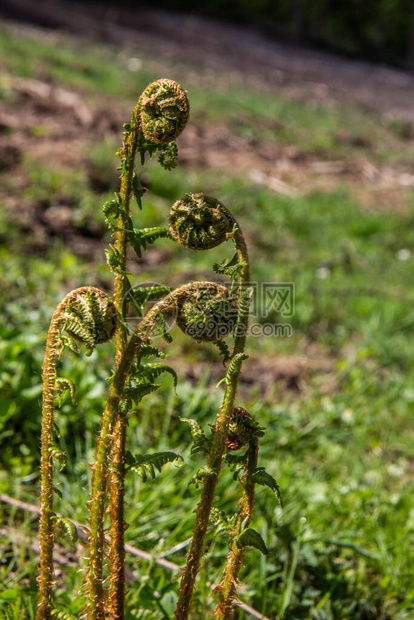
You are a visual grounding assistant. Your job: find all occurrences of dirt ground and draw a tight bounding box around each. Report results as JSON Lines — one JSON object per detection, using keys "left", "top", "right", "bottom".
{"left": 3, "top": 0, "right": 414, "bottom": 119}
{"left": 1, "top": 2, "right": 414, "bottom": 218}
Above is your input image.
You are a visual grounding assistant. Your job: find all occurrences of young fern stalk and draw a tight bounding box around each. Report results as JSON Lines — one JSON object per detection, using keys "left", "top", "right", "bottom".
{"left": 168, "top": 194, "right": 252, "bottom": 620}
{"left": 96, "top": 79, "right": 189, "bottom": 618}
{"left": 87, "top": 279, "right": 233, "bottom": 617}
{"left": 214, "top": 409, "right": 260, "bottom": 619}
{"left": 37, "top": 287, "right": 117, "bottom": 620}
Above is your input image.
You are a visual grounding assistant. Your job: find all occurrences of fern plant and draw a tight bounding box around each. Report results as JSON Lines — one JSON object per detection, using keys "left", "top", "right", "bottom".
{"left": 36, "top": 79, "right": 279, "bottom": 620}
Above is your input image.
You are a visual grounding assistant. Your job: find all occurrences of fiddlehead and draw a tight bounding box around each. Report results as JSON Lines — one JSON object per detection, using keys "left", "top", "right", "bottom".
{"left": 175, "top": 282, "right": 238, "bottom": 342}
{"left": 138, "top": 78, "right": 190, "bottom": 146}
{"left": 169, "top": 193, "right": 234, "bottom": 251}
{"left": 37, "top": 287, "right": 116, "bottom": 620}
{"left": 225, "top": 406, "right": 263, "bottom": 451}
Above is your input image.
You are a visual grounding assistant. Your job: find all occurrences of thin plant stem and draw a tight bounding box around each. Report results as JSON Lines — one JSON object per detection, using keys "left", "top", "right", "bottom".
{"left": 214, "top": 438, "right": 259, "bottom": 619}
{"left": 37, "top": 298, "right": 67, "bottom": 620}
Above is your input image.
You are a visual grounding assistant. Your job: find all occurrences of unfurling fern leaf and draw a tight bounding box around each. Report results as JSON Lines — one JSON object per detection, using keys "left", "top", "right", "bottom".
{"left": 124, "top": 383, "right": 160, "bottom": 406}
{"left": 48, "top": 442, "right": 66, "bottom": 471}
{"left": 237, "top": 286, "right": 254, "bottom": 324}
{"left": 61, "top": 313, "right": 96, "bottom": 354}
{"left": 137, "top": 362, "right": 177, "bottom": 388}
{"left": 180, "top": 417, "right": 211, "bottom": 455}
{"left": 126, "top": 285, "right": 173, "bottom": 318}
{"left": 251, "top": 468, "right": 283, "bottom": 507}
{"left": 158, "top": 141, "right": 178, "bottom": 170}
{"left": 104, "top": 244, "right": 124, "bottom": 275}
{"left": 223, "top": 453, "right": 247, "bottom": 480}
{"left": 236, "top": 528, "right": 268, "bottom": 556}
{"left": 138, "top": 344, "right": 167, "bottom": 360}
{"left": 129, "top": 227, "right": 172, "bottom": 259}
{"left": 213, "top": 253, "right": 247, "bottom": 281}
{"left": 217, "top": 353, "right": 249, "bottom": 387}
{"left": 129, "top": 452, "right": 183, "bottom": 482}
{"left": 55, "top": 377, "right": 76, "bottom": 406}
{"left": 212, "top": 339, "right": 232, "bottom": 365}
{"left": 54, "top": 516, "right": 78, "bottom": 545}
{"left": 103, "top": 197, "right": 121, "bottom": 230}
{"left": 189, "top": 465, "right": 215, "bottom": 488}
{"left": 209, "top": 508, "right": 236, "bottom": 534}
{"left": 150, "top": 312, "right": 173, "bottom": 343}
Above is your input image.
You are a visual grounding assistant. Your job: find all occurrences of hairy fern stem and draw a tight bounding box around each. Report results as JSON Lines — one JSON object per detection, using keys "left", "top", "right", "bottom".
{"left": 107, "top": 101, "right": 141, "bottom": 620}
{"left": 37, "top": 287, "right": 116, "bottom": 620}
{"left": 214, "top": 437, "right": 259, "bottom": 619}
{"left": 173, "top": 223, "right": 251, "bottom": 620}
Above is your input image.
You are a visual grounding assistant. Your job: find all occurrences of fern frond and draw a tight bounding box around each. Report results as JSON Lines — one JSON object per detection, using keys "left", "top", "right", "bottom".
{"left": 103, "top": 198, "right": 121, "bottom": 230}
{"left": 236, "top": 528, "right": 268, "bottom": 555}
{"left": 129, "top": 452, "right": 183, "bottom": 482}
{"left": 127, "top": 285, "right": 173, "bottom": 318}
{"left": 251, "top": 468, "right": 283, "bottom": 507}
{"left": 125, "top": 383, "right": 160, "bottom": 406}
{"left": 237, "top": 286, "right": 254, "bottom": 323}
{"left": 53, "top": 485, "right": 63, "bottom": 499}
{"left": 223, "top": 453, "right": 247, "bottom": 480}
{"left": 138, "top": 344, "right": 167, "bottom": 360}
{"left": 189, "top": 465, "right": 215, "bottom": 488}
{"left": 132, "top": 172, "right": 144, "bottom": 210}
{"left": 54, "top": 516, "right": 78, "bottom": 544}
{"left": 213, "top": 252, "right": 247, "bottom": 281}
{"left": 71, "top": 294, "right": 94, "bottom": 329}
{"left": 217, "top": 353, "right": 249, "bottom": 387}
{"left": 129, "top": 227, "right": 172, "bottom": 258}
{"left": 49, "top": 441, "right": 66, "bottom": 471}
{"left": 158, "top": 141, "right": 178, "bottom": 170}
{"left": 209, "top": 508, "right": 236, "bottom": 534}
{"left": 150, "top": 311, "right": 173, "bottom": 343}
{"left": 61, "top": 313, "right": 95, "bottom": 353}
{"left": 212, "top": 339, "right": 232, "bottom": 365}
{"left": 59, "top": 333, "right": 81, "bottom": 355}
{"left": 137, "top": 362, "right": 177, "bottom": 388}
{"left": 105, "top": 244, "right": 124, "bottom": 275}
{"left": 180, "top": 417, "right": 211, "bottom": 455}
{"left": 55, "top": 377, "right": 76, "bottom": 406}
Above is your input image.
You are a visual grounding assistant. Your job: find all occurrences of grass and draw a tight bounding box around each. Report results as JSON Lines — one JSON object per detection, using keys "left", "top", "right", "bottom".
{"left": 0, "top": 18, "right": 414, "bottom": 620}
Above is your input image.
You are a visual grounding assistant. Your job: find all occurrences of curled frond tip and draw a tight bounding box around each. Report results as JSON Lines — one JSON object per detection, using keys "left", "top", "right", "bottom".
{"left": 139, "top": 78, "right": 190, "bottom": 145}
{"left": 169, "top": 193, "right": 233, "bottom": 251}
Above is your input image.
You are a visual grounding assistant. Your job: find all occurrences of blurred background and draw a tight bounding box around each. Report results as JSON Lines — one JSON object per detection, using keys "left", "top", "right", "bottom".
{"left": 1, "top": 1, "right": 414, "bottom": 618}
